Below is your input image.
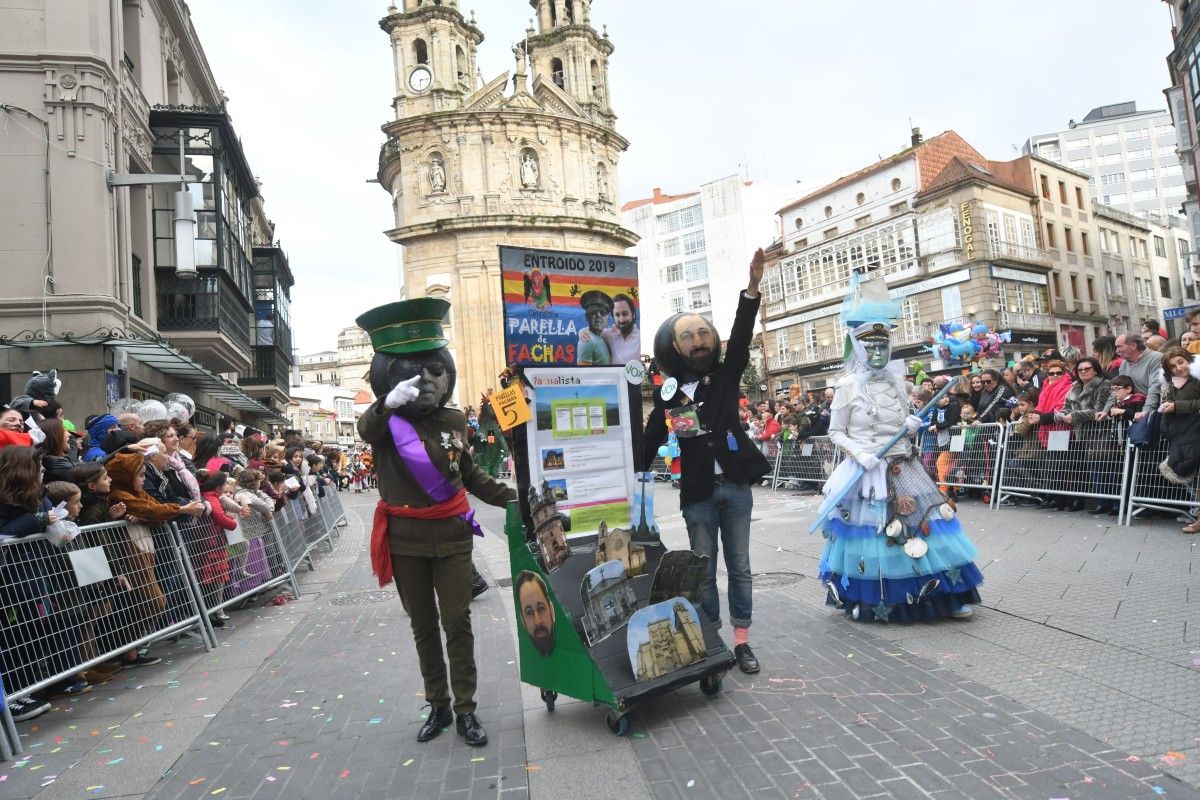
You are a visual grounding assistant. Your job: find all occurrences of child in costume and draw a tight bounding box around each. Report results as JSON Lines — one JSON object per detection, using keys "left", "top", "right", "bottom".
{"left": 817, "top": 274, "right": 983, "bottom": 622}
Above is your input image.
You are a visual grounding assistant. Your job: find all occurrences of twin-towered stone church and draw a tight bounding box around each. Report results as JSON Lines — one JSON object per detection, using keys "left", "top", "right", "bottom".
{"left": 377, "top": 0, "right": 637, "bottom": 406}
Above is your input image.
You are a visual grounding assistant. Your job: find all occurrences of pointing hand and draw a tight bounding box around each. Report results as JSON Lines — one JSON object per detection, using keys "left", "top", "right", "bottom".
{"left": 385, "top": 375, "right": 423, "bottom": 410}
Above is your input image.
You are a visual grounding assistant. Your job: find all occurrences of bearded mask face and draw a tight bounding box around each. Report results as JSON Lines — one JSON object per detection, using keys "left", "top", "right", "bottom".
{"left": 369, "top": 349, "right": 456, "bottom": 417}
{"left": 653, "top": 313, "right": 722, "bottom": 380}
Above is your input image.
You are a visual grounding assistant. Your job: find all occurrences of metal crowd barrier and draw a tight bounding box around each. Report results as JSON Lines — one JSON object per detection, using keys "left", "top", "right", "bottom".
{"left": 1123, "top": 439, "right": 1200, "bottom": 525}
{"left": 917, "top": 423, "right": 1005, "bottom": 500}
{"left": 994, "top": 419, "right": 1129, "bottom": 514}
{"left": 772, "top": 436, "right": 840, "bottom": 490}
{"left": 0, "top": 492, "right": 349, "bottom": 758}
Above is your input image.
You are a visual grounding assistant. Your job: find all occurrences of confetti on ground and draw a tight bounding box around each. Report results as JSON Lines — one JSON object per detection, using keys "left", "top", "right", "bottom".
{"left": 339, "top": 770, "right": 350, "bottom": 778}
{"left": 687, "top": 779, "right": 695, "bottom": 787}
{"left": 189, "top": 778, "right": 206, "bottom": 785}
{"left": 526, "top": 765, "right": 541, "bottom": 772}
{"left": 310, "top": 752, "right": 319, "bottom": 759}
{"left": 105, "top": 759, "right": 123, "bottom": 766}
{"left": 402, "top": 759, "right": 414, "bottom": 767}
{"left": 471, "top": 757, "right": 485, "bottom": 763}
{"left": 210, "top": 789, "right": 226, "bottom": 795}
{"left": 368, "top": 718, "right": 382, "bottom": 724}
{"left": 266, "top": 776, "right": 276, "bottom": 782}
{"left": 277, "top": 766, "right": 290, "bottom": 771}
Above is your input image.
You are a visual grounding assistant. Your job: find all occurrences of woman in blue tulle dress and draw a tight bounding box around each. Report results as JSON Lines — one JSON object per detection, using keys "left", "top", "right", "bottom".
{"left": 817, "top": 275, "right": 983, "bottom": 623}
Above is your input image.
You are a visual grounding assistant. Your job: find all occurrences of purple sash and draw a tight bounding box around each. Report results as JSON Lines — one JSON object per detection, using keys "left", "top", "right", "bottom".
{"left": 387, "top": 414, "right": 483, "bottom": 537}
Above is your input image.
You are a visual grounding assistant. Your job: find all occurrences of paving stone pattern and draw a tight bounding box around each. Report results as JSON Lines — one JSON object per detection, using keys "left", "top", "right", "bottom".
{"left": 142, "top": 493, "right": 528, "bottom": 800}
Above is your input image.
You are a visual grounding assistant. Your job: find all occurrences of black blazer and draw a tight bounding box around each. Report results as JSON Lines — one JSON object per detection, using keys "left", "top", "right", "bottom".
{"left": 642, "top": 292, "right": 771, "bottom": 506}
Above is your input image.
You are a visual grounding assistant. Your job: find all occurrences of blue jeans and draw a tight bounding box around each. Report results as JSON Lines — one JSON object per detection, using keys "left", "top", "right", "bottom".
{"left": 681, "top": 481, "right": 753, "bottom": 628}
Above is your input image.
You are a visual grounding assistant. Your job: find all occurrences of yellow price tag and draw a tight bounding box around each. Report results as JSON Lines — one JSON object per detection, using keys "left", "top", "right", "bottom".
{"left": 489, "top": 384, "right": 531, "bottom": 431}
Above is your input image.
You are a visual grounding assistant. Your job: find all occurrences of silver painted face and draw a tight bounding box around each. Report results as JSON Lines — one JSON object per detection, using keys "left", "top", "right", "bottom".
{"left": 863, "top": 339, "right": 892, "bottom": 370}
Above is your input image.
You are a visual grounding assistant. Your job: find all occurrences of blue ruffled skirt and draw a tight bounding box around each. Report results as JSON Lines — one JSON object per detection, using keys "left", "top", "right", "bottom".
{"left": 818, "top": 459, "right": 983, "bottom": 623}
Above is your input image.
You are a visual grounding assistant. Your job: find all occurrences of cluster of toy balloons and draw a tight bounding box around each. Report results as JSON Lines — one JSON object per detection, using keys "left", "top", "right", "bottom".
{"left": 109, "top": 392, "right": 195, "bottom": 424}
{"left": 926, "top": 322, "right": 1011, "bottom": 365}
{"left": 656, "top": 437, "right": 681, "bottom": 467}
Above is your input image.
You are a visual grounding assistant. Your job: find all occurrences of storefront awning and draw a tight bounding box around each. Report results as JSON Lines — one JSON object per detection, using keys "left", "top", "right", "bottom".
{"left": 0, "top": 331, "right": 289, "bottom": 426}
{"left": 107, "top": 339, "right": 289, "bottom": 426}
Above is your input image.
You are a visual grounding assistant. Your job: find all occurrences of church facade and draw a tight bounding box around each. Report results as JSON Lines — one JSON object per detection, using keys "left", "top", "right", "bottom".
{"left": 378, "top": 0, "right": 637, "bottom": 406}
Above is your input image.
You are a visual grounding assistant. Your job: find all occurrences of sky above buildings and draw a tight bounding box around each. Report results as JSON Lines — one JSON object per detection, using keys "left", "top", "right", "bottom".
{"left": 188, "top": 0, "right": 1175, "bottom": 354}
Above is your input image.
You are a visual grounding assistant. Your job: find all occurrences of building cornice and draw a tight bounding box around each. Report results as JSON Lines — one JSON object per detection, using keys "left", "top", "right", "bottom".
{"left": 379, "top": 5, "right": 484, "bottom": 44}
{"left": 526, "top": 26, "right": 614, "bottom": 56}
{"left": 385, "top": 214, "right": 638, "bottom": 247}
{"left": 381, "top": 108, "right": 629, "bottom": 150}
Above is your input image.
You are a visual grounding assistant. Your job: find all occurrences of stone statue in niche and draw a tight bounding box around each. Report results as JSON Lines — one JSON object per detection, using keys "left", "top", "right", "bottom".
{"left": 520, "top": 151, "right": 540, "bottom": 189}
{"left": 597, "top": 164, "right": 609, "bottom": 200}
{"left": 428, "top": 157, "right": 446, "bottom": 193}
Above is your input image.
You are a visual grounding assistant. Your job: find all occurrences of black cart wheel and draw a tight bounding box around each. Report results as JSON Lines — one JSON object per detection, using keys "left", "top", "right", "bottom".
{"left": 699, "top": 673, "right": 723, "bottom": 696}
{"left": 540, "top": 689, "right": 557, "bottom": 712}
{"left": 605, "top": 710, "right": 629, "bottom": 736}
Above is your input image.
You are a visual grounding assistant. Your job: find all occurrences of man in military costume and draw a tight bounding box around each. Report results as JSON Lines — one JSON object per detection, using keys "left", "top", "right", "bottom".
{"left": 357, "top": 298, "right": 516, "bottom": 747}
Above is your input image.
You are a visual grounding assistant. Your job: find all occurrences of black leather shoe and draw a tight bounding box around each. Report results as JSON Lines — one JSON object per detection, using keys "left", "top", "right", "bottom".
{"left": 417, "top": 705, "right": 453, "bottom": 742}
{"left": 734, "top": 643, "right": 760, "bottom": 674}
{"left": 456, "top": 712, "right": 488, "bottom": 747}
{"left": 470, "top": 567, "right": 489, "bottom": 600}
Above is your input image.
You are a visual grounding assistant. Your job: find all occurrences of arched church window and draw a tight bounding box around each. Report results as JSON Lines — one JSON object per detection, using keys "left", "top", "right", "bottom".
{"left": 551, "top": 58, "right": 565, "bottom": 89}
{"left": 456, "top": 45, "right": 467, "bottom": 84}
{"left": 413, "top": 38, "right": 428, "bottom": 65}
{"left": 590, "top": 59, "right": 601, "bottom": 99}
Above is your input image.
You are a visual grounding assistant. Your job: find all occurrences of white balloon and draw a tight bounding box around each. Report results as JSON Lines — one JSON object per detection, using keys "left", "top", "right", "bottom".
{"left": 165, "top": 401, "right": 191, "bottom": 423}
{"left": 138, "top": 400, "right": 168, "bottom": 422}
{"left": 163, "top": 393, "right": 196, "bottom": 417}
{"left": 109, "top": 397, "right": 141, "bottom": 416}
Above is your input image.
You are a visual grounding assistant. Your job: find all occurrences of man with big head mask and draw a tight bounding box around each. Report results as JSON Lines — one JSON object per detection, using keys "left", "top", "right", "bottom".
{"left": 641, "top": 249, "right": 771, "bottom": 674}
{"left": 356, "top": 298, "right": 515, "bottom": 748}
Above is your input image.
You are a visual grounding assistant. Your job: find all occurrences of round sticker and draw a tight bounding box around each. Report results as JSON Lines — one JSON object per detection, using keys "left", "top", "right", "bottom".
{"left": 624, "top": 360, "right": 646, "bottom": 385}
{"left": 659, "top": 377, "right": 678, "bottom": 401}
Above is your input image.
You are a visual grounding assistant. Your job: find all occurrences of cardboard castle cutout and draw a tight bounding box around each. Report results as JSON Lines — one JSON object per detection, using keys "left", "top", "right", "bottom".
{"left": 581, "top": 559, "right": 637, "bottom": 646}
{"left": 528, "top": 480, "right": 571, "bottom": 573}
{"left": 595, "top": 520, "right": 646, "bottom": 577}
{"left": 627, "top": 598, "right": 706, "bottom": 683}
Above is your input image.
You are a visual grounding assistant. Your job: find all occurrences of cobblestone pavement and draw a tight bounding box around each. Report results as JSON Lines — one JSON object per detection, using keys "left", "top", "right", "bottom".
{"left": 4, "top": 486, "right": 1197, "bottom": 800}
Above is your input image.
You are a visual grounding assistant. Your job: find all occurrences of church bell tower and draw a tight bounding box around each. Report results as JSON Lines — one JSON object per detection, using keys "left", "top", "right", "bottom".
{"left": 381, "top": 0, "right": 484, "bottom": 117}
{"left": 524, "top": 0, "right": 615, "bottom": 128}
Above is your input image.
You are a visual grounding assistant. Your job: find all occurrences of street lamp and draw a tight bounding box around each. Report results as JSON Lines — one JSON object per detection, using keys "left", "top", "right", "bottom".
{"left": 107, "top": 129, "right": 197, "bottom": 279}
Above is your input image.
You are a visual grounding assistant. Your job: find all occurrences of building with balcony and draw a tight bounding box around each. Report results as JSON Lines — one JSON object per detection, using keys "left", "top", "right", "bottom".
{"left": 1024, "top": 102, "right": 1186, "bottom": 222}
{"left": 295, "top": 325, "right": 374, "bottom": 400}
{"left": 622, "top": 176, "right": 787, "bottom": 357}
{"left": 0, "top": 0, "right": 290, "bottom": 430}
{"left": 1162, "top": 1, "right": 1200, "bottom": 326}
{"left": 763, "top": 131, "right": 1057, "bottom": 392}
{"left": 287, "top": 382, "right": 358, "bottom": 448}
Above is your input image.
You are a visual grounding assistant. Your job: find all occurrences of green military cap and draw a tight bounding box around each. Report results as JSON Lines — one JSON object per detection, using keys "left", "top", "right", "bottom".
{"left": 355, "top": 297, "right": 451, "bottom": 355}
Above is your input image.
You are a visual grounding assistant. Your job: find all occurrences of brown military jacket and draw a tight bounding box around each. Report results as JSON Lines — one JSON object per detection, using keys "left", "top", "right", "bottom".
{"left": 357, "top": 399, "right": 516, "bottom": 557}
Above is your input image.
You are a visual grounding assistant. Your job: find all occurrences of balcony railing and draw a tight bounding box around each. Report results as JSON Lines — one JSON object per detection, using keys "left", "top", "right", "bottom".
{"left": 156, "top": 274, "right": 251, "bottom": 353}
{"left": 999, "top": 310, "right": 1055, "bottom": 330}
{"left": 982, "top": 240, "right": 1050, "bottom": 265}
{"left": 240, "top": 346, "right": 290, "bottom": 398}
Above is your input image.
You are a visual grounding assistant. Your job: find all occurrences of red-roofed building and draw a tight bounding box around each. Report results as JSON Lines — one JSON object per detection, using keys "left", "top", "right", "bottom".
{"left": 760, "top": 130, "right": 1082, "bottom": 395}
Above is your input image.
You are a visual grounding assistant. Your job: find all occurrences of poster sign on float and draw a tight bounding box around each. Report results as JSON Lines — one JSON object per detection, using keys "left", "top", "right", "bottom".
{"left": 500, "top": 245, "right": 640, "bottom": 367}
{"left": 523, "top": 366, "right": 637, "bottom": 538}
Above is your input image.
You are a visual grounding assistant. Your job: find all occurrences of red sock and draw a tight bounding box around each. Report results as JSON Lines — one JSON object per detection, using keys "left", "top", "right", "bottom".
{"left": 733, "top": 626, "right": 749, "bottom": 646}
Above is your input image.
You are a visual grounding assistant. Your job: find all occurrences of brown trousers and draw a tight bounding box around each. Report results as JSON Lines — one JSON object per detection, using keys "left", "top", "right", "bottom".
{"left": 391, "top": 551, "right": 476, "bottom": 715}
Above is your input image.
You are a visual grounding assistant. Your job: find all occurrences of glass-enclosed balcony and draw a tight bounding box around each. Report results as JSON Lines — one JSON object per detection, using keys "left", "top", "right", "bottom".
{"left": 156, "top": 273, "right": 252, "bottom": 373}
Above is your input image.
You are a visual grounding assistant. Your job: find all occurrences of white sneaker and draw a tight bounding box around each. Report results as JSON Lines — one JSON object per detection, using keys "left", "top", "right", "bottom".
{"left": 951, "top": 605, "right": 975, "bottom": 620}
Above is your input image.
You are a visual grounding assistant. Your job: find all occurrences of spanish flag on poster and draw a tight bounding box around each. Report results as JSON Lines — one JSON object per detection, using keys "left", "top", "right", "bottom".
{"left": 499, "top": 245, "right": 642, "bottom": 367}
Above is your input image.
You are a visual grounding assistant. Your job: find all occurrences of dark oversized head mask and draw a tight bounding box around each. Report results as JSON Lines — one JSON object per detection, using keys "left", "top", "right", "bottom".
{"left": 357, "top": 298, "right": 457, "bottom": 417}
{"left": 653, "top": 312, "right": 722, "bottom": 382}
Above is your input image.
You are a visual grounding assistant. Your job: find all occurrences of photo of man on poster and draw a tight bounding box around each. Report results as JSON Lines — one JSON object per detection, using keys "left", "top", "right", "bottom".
{"left": 576, "top": 290, "right": 615, "bottom": 365}
{"left": 580, "top": 293, "right": 641, "bottom": 365}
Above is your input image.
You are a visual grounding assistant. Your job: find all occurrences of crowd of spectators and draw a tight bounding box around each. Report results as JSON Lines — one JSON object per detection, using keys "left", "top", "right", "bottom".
{"left": 0, "top": 383, "right": 352, "bottom": 724}
{"left": 748, "top": 312, "right": 1200, "bottom": 526}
